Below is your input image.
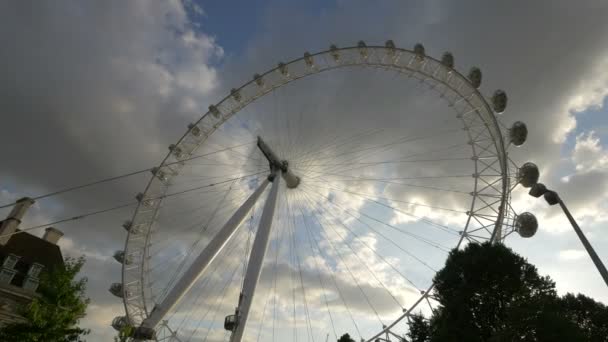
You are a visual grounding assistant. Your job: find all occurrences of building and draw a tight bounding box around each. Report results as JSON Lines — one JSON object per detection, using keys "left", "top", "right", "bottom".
{"left": 0, "top": 197, "right": 65, "bottom": 325}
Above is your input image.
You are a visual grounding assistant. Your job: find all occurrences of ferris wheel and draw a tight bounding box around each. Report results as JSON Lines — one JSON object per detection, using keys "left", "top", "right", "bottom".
{"left": 110, "top": 41, "right": 540, "bottom": 342}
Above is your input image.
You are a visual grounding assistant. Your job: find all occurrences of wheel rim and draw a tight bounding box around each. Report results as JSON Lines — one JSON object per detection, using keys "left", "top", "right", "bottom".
{"left": 119, "top": 43, "right": 517, "bottom": 341}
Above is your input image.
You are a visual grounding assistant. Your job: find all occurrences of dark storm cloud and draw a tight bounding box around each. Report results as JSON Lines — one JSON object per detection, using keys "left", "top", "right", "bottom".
{"left": 0, "top": 1, "right": 223, "bottom": 247}
{"left": 2, "top": 1, "right": 608, "bottom": 340}
{"left": 1, "top": 1, "right": 223, "bottom": 337}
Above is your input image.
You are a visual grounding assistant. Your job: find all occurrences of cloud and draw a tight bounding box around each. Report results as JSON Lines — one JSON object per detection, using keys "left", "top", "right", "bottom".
{"left": 3, "top": 0, "right": 608, "bottom": 341}
{"left": 0, "top": 1, "right": 224, "bottom": 340}
{"left": 558, "top": 249, "right": 587, "bottom": 261}
{"left": 508, "top": 131, "right": 608, "bottom": 235}
{"left": 82, "top": 303, "right": 125, "bottom": 340}
{"left": 572, "top": 131, "right": 608, "bottom": 172}
{"left": 558, "top": 56, "right": 608, "bottom": 142}
{"left": 546, "top": 131, "right": 608, "bottom": 228}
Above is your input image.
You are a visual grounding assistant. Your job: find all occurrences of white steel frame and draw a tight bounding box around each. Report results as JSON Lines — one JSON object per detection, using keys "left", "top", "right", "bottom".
{"left": 121, "top": 43, "right": 516, "bottom": 342}
{"left": 139, "top": 137, "right": 296, "bottom": 342}
{"left": 139, "top": 178, "right": 271, "bottom": 332}
{"left": 229, "top": 169, "right": 282, "bottom": 342}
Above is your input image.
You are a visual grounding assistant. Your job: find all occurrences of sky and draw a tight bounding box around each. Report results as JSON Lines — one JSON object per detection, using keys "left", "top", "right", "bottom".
{"left": 1, "top": 1, "right": 608, "bottom": 341}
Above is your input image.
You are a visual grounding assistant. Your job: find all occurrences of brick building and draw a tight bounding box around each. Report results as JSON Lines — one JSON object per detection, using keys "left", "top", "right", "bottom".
{"left": 0, "top": 197, "right": 65, "bottom": 325}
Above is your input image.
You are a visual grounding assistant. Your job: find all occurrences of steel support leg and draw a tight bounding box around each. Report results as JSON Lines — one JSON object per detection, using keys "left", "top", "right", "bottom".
{"left": 230, "top": 171, "right": 282, "bottom": 342}
{"left": 558, "top": 198, "right": 608, "bottom": 287}
{"left": 139, "top": 179, "right": 270, "bottom": 332}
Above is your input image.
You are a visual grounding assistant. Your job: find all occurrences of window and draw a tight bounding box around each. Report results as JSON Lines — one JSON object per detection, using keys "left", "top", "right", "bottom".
{"left": 27, "top": 263, "right": 44, "bottom": 278}
{"left": 23, "top": 277, "right": 39, "bottom": 291}
{"left": 2, "top": 254, "right": 19, "bottom": 269}
{"left": 0, "top": 268, "right": 16, "bottom": 284}
{"left": 0, "top": 254, "right": 19, "bottom": 285}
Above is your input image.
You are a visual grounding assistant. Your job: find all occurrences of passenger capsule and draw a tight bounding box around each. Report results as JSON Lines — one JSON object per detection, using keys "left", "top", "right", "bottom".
{"left": 208, "top": 105, "right": 220, "bottom": 118}
{"left": 509, "top": 121, "right": 528, "bottom": 146}
{"left": 225, "top": 314, "right": 238, "bottom": 332}
{"left": 441, "top": 52, "right": 454, "bottom": 69}
{"left": 122, "top": 220, "right": 132, "bottom": 232}
{"left": 413, "top": 43, "right": 425, "bottom": 60}
{"left": 358, "top": 40, "right": 368, "bottom": 58}
{"left": 151, "top": 167, "right": 168, "bottom": 182}
{"left": 188, "top": 123, "right": 202, "bottom": 137}
{"left": 113, "top": 250, "right": 124, "bottom": 264}
{"left": 109, "top": 283, "right": 124, "bottom": 298}
{"left": 518, "top": 162, "right": 540, "bottom": 188}
{"left": 277, "top": 62, "right": 288, "bottom": 76}
{"left": 168, "top": 144, "right": 184, "bottom": 159}
{"left": 492, "top": 90, "right": 508, "bottom": 113}
{"left": 330, "top": 44, "right": 340, "bottom": 61}
{"left": 468, "top": 67, "right": 482, "bottom": 88}
{"left": 253, "top": 73, "right": 264, "bottom": 87}
{"left": 515, "top": 212, "right": 538, "bottom": 238}
{"left": 112, "top": 316, "right": 129, "bottom": 331}
{"left": 135, "top": 192, "right": 144, "bottom": 202}
{"left": 231, "top": 88, "right": 241, "bottom": 102}
{"left": 304, "top": 52, "right": 314, "bottom": 67}
{"left": 385, "top": 40, "right": 397, "bottom": 59}
{"left": 122, "top": 220, "right": 144, "bottom": 234}
{"left": 113, "top": 251, "right": 132, "bottom": 265}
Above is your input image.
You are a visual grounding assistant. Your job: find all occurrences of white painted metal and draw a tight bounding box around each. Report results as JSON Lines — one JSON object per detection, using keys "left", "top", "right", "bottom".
{"left": 230, "top": 171, "right": 282, "bottom": 342}
{"left": 140, "top": 178, "right": 270, "bottom": 331}
{"left": 257, "top": 136, "right": 282, "bottom": 167}
{"left": 282, "top": 168, "right": 300, "bottom": 189}
{"left": 121, "top": 43, "right": 515, "bottom": 341}
{"left": 257, "top": 136, "right": 300, "bottom": 188}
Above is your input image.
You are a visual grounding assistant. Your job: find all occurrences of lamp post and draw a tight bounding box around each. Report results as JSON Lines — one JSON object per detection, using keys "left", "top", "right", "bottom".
{"left": 529, "top": 183, "right": 608, "bottom": 287}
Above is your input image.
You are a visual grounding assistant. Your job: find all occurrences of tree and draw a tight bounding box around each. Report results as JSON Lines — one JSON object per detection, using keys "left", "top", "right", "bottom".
{"left": 114, "top": 334, "right": 128, "bottom": 342}
{"left": 558, "top": 293, "right": 608, "bottom": 341}
{"left": 408, "top": 242, "right": 608, "bottom": 342}
{"left": 337, "top": 333, "right": 356, "bottom": 342}
{"left": 407, "top": 314, "right": 430, "bottom": 342}
{"left": 431, "top": 242, "right": 558, "bottom": 341}
{"left": 0, "top": 256, "right": 90, "bottom": 342}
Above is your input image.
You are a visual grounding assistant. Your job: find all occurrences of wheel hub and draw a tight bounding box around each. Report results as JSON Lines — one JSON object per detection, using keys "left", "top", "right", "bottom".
{"left": 257, "top": 136, "right": 301, "bottom": 188}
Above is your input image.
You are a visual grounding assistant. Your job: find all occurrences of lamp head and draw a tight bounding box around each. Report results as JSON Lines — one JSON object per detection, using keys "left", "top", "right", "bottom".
{"left": 529, "top": 183, "right": 548, "bottom": 198}
{"left": 543, "top": 190, "right": 560, "bottom": 206}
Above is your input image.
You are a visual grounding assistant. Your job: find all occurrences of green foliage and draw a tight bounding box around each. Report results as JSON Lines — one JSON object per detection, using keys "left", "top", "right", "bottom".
{"left": 431, "top": 242, "right": 557, "bottom": 341}
{"left": 407, "top": 242, "right": 608, "bottom": 342}
{"left": 558, "top": 293, "right": 608, "bottom": 341}
{"left": 337, "top": 333, "right": 356, "bottom": 342}
{"left": 0, "top": 256, "right": 90, "bottom": 342}
{"left": 114, "top": 334, "right": 128, "bottom": 342}
{"left": 407, "top": 314, "right": 430, "bottom": 342}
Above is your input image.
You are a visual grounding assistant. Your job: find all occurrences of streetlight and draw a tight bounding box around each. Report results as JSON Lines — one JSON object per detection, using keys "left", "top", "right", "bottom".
{"left": 528, "top": 182, "right": 608, "bottom": 287}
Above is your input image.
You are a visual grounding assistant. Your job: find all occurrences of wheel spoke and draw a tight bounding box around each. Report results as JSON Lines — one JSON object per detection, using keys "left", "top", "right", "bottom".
{"left": 117, "top": 44, "right": 515, "bottom": 342}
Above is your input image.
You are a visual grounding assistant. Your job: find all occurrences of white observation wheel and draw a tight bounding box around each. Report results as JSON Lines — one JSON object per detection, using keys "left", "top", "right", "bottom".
{"left": 111, "top": 41, "right": 536, "bottom": 342}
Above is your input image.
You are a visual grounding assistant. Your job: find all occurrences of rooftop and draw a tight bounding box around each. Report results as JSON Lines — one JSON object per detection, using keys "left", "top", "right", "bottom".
{"left": 0, "top": 223, "right": 64, "bottom": 288}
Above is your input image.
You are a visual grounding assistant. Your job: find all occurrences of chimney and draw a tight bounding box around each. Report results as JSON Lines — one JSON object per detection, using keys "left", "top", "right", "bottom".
{"left": 43, "top": 227, "right": 63, "bottom": 245}
{"left": 0, "top": 197, "right": 35, "bottom": 245}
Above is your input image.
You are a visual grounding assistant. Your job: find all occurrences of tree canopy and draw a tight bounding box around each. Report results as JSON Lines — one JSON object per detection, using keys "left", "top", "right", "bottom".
{"left": 0, "top": 256, "right": 90, "bottom": 342}
{"left": 337, "top": 333, "right": 356, "bottom": 342}
{"left": 407, "top": 242, "right": 608, "bottom": 342}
